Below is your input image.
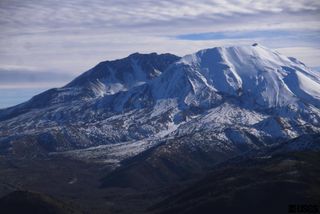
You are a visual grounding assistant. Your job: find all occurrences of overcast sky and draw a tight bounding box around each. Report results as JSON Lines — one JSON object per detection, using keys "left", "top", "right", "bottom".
{"left": 0, "top": 0, "right": 320, "bottom": 91}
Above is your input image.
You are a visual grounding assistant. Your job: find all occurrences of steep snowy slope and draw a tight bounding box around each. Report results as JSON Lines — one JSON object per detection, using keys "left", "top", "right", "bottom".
{"left": 0, "top": 44, "right": 319, "bottom": 162}
{"left": 152, "top": 44, "right": 320, "bottom": 108}
{"left": 66, "top": 52, "right": 180, "bottom": 96}
{"left": 105, "top": 44, "right": 320, "bottom": 115}
{"left": 0, "top": 53, "right": 179, "bottom": 121}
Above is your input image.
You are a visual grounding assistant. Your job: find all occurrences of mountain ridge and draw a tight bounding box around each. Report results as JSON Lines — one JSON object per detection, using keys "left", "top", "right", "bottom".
{"left": 0, "top": 44, "right": 319, "bottom": 163}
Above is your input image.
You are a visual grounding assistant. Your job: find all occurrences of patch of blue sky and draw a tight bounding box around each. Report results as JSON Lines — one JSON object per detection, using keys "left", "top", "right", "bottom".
{"left": 0, "top": 88, "right": 47, "bottom": 109}
{"left": 175, "top": 30, "right": 320, "bottom": 44}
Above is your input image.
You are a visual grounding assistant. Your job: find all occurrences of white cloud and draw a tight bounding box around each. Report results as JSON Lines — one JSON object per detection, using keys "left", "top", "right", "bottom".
{"left": 0, "top": 0, "right": 319, "bottom": 76}
{"left": 276, "top": 47, "right": 320, "bottom": 67}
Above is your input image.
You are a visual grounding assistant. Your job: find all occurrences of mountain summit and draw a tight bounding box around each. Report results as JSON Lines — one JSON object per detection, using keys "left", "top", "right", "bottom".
{"left": 0, "top": 45, "right": 319, "bottom": 161}
{"left": 151, "top": 44, "right": 320, "bottom": 108}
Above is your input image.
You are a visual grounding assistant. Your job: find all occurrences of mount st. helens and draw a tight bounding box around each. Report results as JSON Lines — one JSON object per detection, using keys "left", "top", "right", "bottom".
{"left": 1, "top": 44, "right": 320, "bottom": 214}
{"left": 0, "top": 44, "right": 319, "bottom": 166}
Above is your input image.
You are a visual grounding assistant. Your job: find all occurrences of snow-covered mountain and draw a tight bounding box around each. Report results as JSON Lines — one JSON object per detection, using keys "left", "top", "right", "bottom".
{"left": 0, "top": 44, "right": 319, "bottom": 164}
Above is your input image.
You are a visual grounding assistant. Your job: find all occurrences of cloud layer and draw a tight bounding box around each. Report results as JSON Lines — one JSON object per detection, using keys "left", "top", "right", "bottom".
{"left": 0, "top": 66, "right": 75, "bottom": 89}
{"left": 0, "top": 0, "right": 319, "bottom": 88}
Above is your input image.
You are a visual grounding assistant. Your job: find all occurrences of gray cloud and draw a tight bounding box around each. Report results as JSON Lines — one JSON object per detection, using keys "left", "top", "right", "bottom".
{"left": 0, "top": 66, "right": 75, "bottom": 88}
{"left": 1, "top": 0, "right": 319, "bottom": 28}
{"left": 0, "top": 0, "right": 320, "bottom": 76}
